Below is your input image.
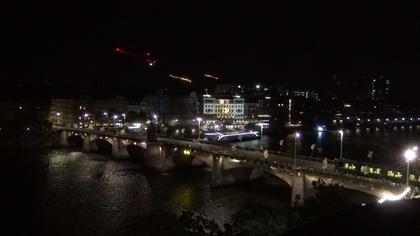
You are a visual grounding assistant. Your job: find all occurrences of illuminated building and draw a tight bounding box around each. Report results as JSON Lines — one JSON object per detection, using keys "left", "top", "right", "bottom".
{"left": 202, "top": 96, "right": 244, "bottom": 119}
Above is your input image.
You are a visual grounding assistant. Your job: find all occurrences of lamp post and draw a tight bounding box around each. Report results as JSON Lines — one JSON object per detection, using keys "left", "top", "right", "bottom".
{"left": 256, "top": 123, "right": 264, "bottom": 140}
{"left": 339, "top": 130, "right": 344, "bottom": 159}
{"left": 294, "top": 132, "right": 300, "bottom": 169}
{"left": 122, "top": 113, "right": 126, "bottom": 128}
{"left": 404, "top": 148, "right": 416, "bottom": 186}
{"left": 55, "top": 112, "right": 61, "bottom": 126}
{"left": 153, "top": 114, "right": 158, "bottom": 135}
{"left": 196, "top": 117, "right": 202, "bottom": 141}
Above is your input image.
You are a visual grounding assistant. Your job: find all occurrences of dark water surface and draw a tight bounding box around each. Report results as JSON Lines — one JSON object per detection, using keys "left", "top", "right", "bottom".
{"left": 233, "top": 126, "right": 420, "bottom": 166}
{"left": 2, "top": 148, "right": 295, "bottom": 235}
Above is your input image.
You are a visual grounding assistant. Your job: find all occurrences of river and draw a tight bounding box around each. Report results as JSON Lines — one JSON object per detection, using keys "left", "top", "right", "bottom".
{"left": 2, "top": 148, "right": 295, "bottom": 235}
{"left": 232, "top": 126, "right": 420, "bottom": 166}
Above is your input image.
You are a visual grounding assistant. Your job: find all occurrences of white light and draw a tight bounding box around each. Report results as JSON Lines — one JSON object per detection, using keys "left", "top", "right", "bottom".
{"left": 378, "top": 187, "right": 411, "bottom": 204}
{"left": 413, "top": 146, "right": 418, "bottom": 152}
{"left": 169, "top": 74, "right": 192, "bottom": 83}
{"left": 83, "top": 113, "right": 89, "bottom": 117}
{"left": 204, "top": 74, "right": 219, "bottom": 80}
{"left": 153, "top": 114, "right": 157, "bottom": 120}
{"left": 231, "top": 159, "right": 240, "bottom": 163}
{"left": 56, "top": 112, "right": 61, "bottom": 116}
{"left": 255, "top": 84, "right": 260, "bottom": 89}
{"left": 405, "top": 149, "right": 416, "bottom": 161}
{"left": 296, "top": 132, "right": 300, "bottom": 138}
{"left": 317, "top": 126, "right": 324, "bottom": 132}
{"left": 113, "top": 115, "right": 118, "bottom": 119}
{"left": 196, "top": 117, "right": 202, "bottom": 122}
{"left": 103, "top": 112, "right": 108, "bottom": 116}
{"left": 339, "top": 130, "right": 344, "bottom": 135}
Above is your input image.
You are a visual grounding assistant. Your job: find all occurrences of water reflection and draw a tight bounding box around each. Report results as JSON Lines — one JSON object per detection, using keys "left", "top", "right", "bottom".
{"left": 232, "top": 126, "right": 420, "bottom": 165}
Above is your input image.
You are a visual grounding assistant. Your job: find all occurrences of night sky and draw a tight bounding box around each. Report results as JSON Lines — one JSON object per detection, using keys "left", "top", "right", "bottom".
{"left": 3, "top": 2, "right": 420, "bottom": 99}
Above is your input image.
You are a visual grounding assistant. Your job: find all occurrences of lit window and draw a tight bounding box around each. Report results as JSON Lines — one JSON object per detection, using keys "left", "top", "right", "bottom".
{"left": 387, "top": 170, "right": 394, "bottom": 177}
{"left": 395, "top": 172, "right": 403, "bottom": 178}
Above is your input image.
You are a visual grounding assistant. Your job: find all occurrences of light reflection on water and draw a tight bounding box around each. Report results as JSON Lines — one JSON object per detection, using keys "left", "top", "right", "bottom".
{"left": 232, "top": 127, "right": 420, "bottom": 165}
{"left": 5, "top": 149, "right": 292, "bottom": 235}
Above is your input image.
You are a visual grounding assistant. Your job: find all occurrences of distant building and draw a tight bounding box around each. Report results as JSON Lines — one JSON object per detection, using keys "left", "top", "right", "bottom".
{"left": 49, "top": 96, "right": 130, "bottom": 127}
{"left": 148, "top": 90, "right": 199, "bottom": 119}
{"left": 202, "top": 96, "right": 244, "bottom": 119}
{"left": 370, "top": 75, "right": 391, "bottom": 101}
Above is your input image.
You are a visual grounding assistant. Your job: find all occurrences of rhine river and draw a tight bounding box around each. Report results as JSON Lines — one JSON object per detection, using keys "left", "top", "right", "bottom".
{"left": 3, "top": 148, "right": 293, "bottom": 235}
{"left": 6, "top": 126, "right": 415, "bottom": 235}
{"left": 233, "top": 126, "right": 420, "bottom": 166}
{"left": 2, "top": 147, "right": 375, "bottom": 235}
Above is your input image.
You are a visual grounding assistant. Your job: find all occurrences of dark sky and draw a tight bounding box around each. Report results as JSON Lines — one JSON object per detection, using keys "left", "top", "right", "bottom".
{"left": 3, "top": 2, "right": 420, "bottom": 98}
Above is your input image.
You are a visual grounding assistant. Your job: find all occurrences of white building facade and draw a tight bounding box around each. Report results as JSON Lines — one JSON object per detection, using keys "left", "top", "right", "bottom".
{"left": 203, "top": 96, "right": 244, "bottom": 119}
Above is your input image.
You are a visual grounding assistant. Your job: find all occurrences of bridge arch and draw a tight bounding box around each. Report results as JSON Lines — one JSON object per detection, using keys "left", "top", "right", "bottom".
{"left": 91, "top": 137, "right": 113, "bottom": 154}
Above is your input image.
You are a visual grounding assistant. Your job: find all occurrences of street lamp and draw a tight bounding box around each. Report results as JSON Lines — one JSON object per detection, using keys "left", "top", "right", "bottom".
{"left": 153, "top": 114, "right": 158, "bottom": 135}
{"left": 55, "top": 112, "right": 61, "bottom": 126}
{"left": 294, "top": 132, "right": 300, "bottom": 169}
{"left": 122, "top": 113, "right": 126, "bottom": 126}
{"left": 404, "top": 148, "right": 416, "bottom": 186}
{"left": 256, "top": 123, "right": 264, "bottom": 140}
{"left": 339, "top": 130, "right": 344, "bottom": 159}
{"left": 196, "top": 117, "right": 202, "bottom": 141}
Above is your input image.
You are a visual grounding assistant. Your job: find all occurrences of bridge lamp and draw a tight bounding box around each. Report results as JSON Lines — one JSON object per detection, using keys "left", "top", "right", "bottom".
{"left": 339, "top": 130, "right": 344, "bottom": 159}
{"left": 256, "top": 123, "right": 266, "bottom": 140}
{"left": 294, "top": 132, "right": 300, "bottom": 168}
{"left": 404, "top": 148, "right": 417, "bottom": 186}
{"left": 196, "top": 117, "right": 203, "bottom": 141}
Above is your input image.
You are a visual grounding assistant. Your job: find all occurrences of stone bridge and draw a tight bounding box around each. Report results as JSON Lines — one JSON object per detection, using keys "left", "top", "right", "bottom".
{"left": 57, "top": 128, "right": 414, "bottom": 206}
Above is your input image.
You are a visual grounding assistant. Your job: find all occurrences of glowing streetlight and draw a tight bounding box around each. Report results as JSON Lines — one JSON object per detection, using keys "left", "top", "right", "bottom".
{"left": 294, "top": 132, "right": 300, "bottom": 168}
{"left": 404, "top": 148, "right": 416, "bottom": 186}
{"left": 256, "top": 123, "right": 266, "bottom": 140}
{"left": 196, "top": 117, "right": 202, "bottom": 141}
{"left": 339, "top": 130, "right": 344, "bottom": 159}
{"left": 122, "top": 113, "right": 126, "bottom": 126}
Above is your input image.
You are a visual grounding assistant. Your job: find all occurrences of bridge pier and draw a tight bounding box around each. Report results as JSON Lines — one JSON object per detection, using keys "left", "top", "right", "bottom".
{"left": 59, "top": 130, "right": 69, "bottom": 147}
{"left": 210, "top": 155, "right": 264, "bottom": 187}
{"left": 291, "top": 170, "right": 305, "bottom": 207}
{"left": 82, "top": 134, "right": 92, "bottom": 152}
{"left": 143, "top": 142, "right": 174, "bottom": 171}
{"left": 211, "top": 155, "right": 224, "bottom": 186}
{"left": 82, "top": 134, "right": 99, "bottom": 152}
{"left": 111, "top": 139, "right": 129, "bottom": 157}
